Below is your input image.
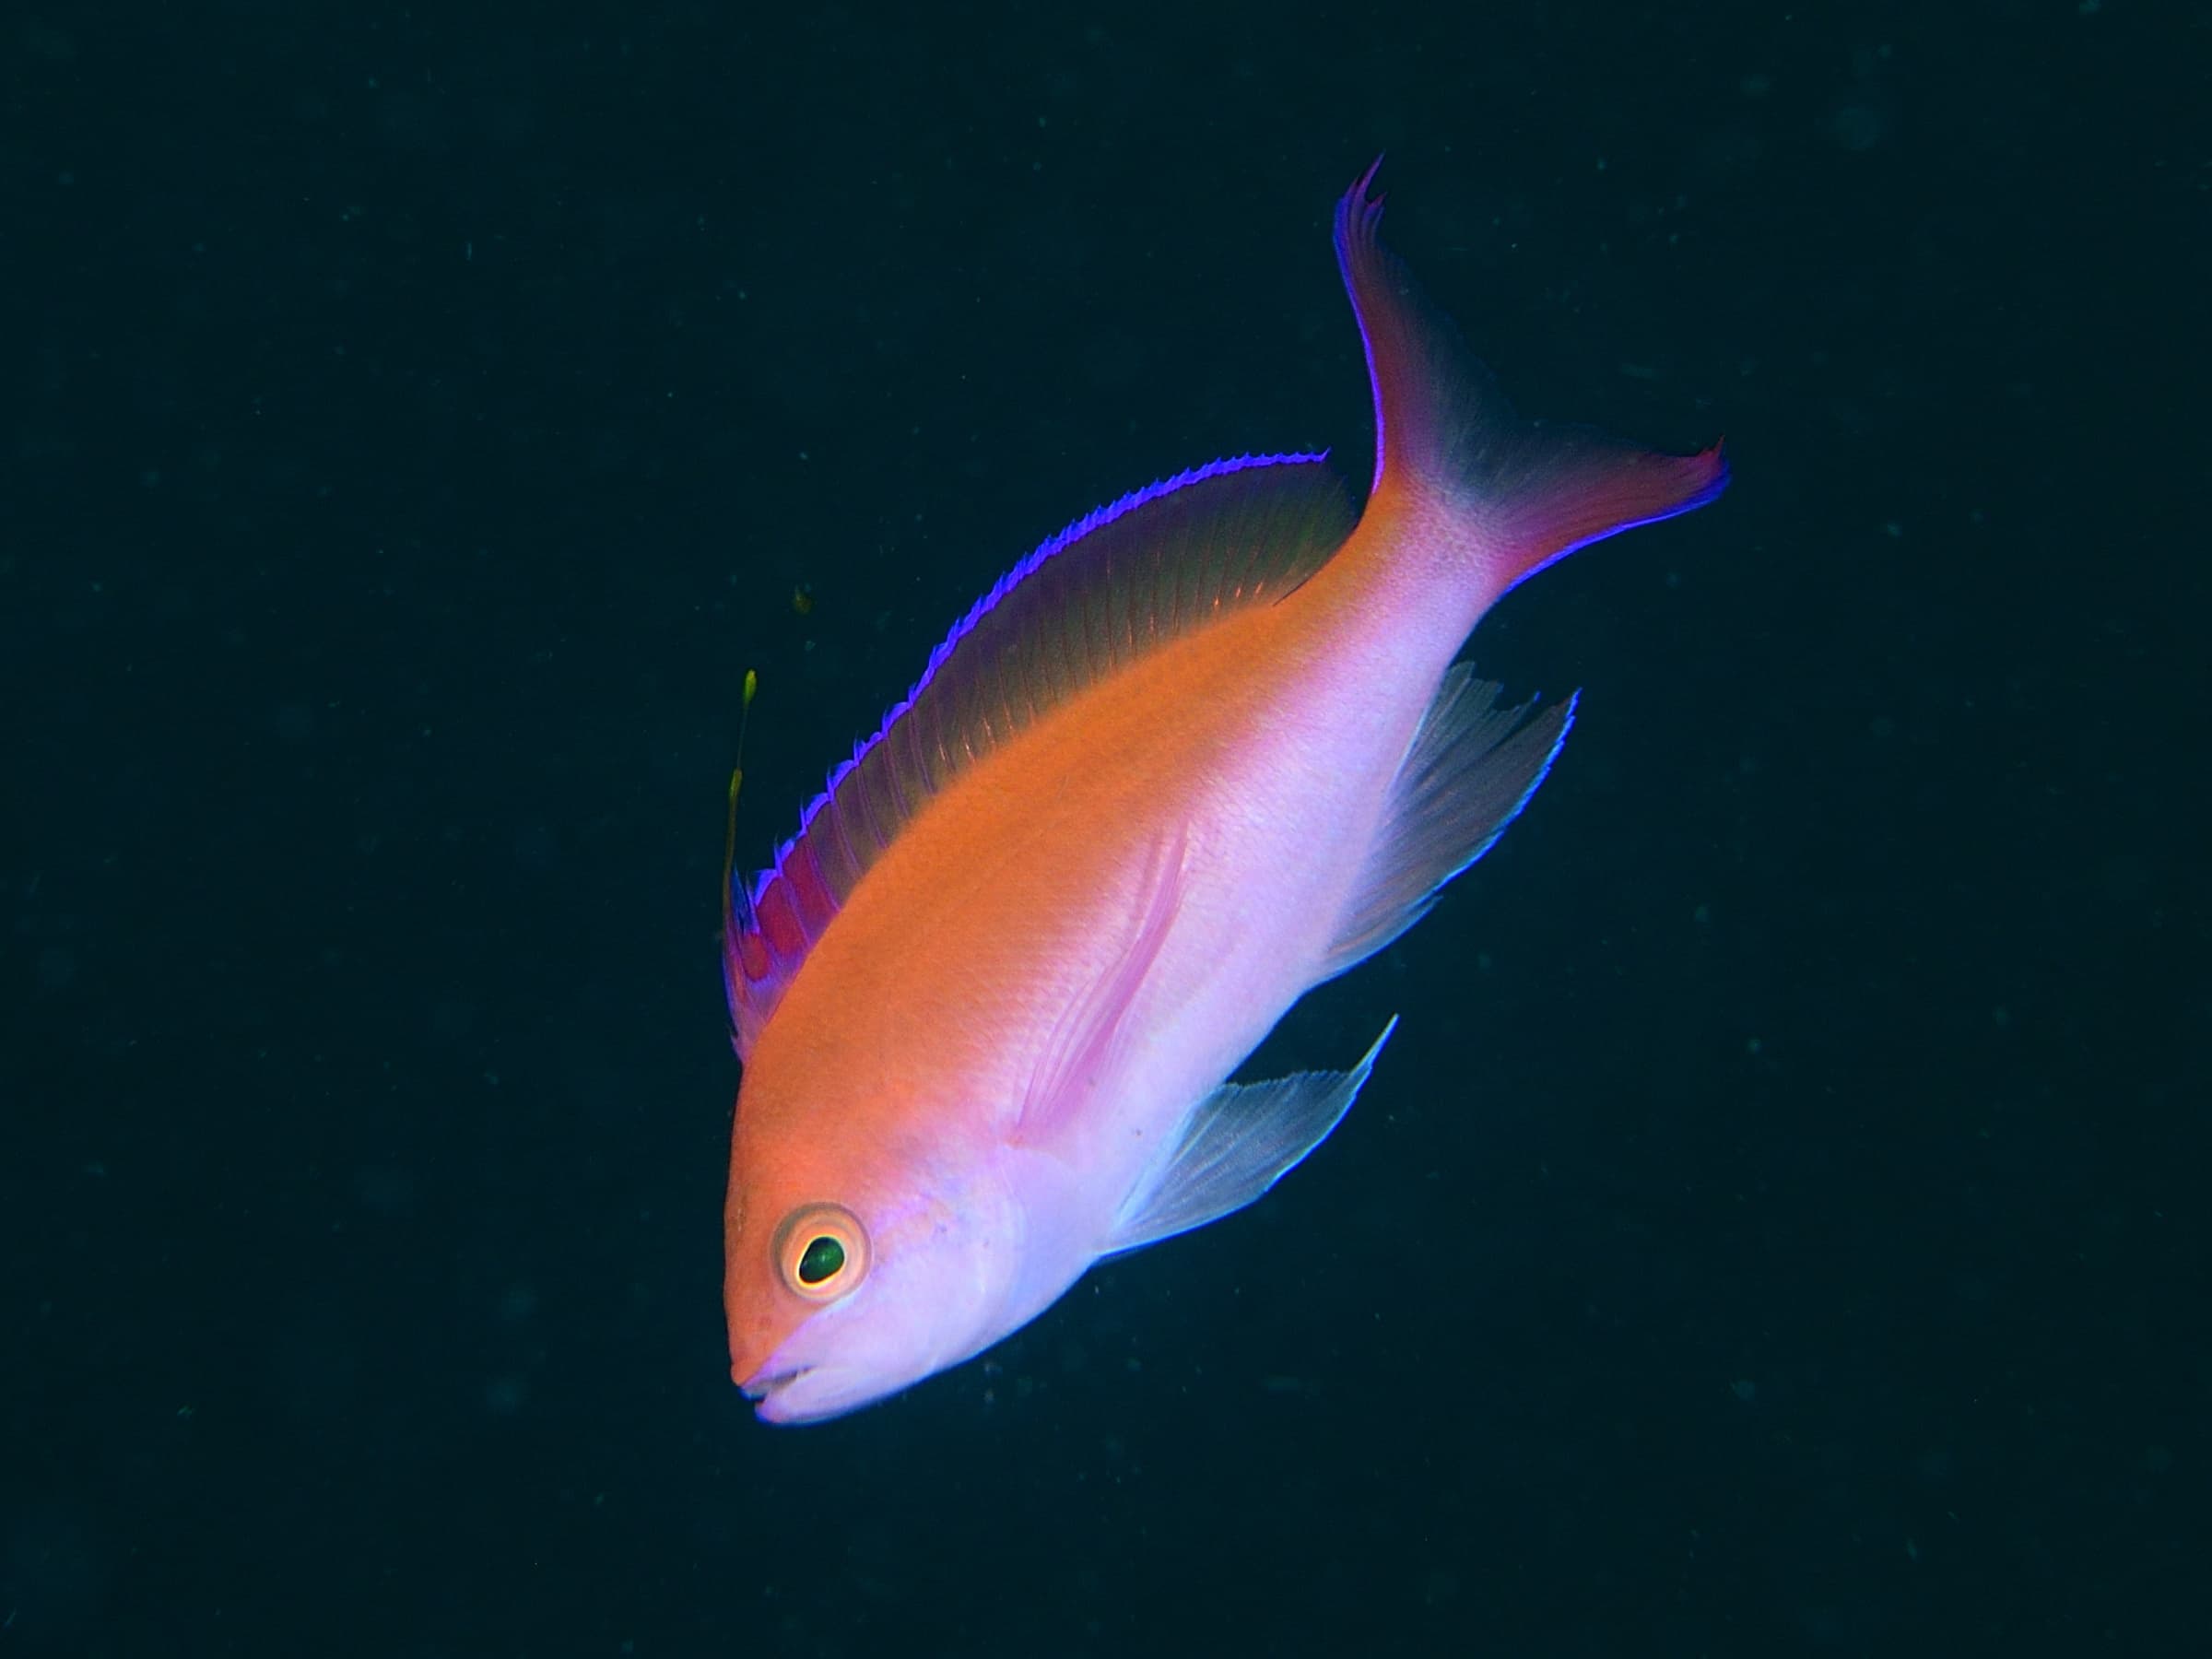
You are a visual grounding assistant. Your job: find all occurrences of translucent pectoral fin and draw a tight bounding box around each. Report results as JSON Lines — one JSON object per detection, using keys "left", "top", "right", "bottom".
{"left": 1103, "top": 1018, "right": 1398, "bottom": 1257}
{"left": 1016, "top": 826, "right": 1190, "bottom": 1147}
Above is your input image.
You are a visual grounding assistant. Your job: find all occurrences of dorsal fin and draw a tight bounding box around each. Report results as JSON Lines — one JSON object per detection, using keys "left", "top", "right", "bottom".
{"left": 724, "top": 453, "right": 1357, "bottom": 1056}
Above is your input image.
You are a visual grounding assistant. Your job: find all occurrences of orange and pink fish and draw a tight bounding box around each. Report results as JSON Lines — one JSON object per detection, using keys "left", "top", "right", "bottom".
{"left": 720, "top": 163, "right": 1726, "bottom": 1423}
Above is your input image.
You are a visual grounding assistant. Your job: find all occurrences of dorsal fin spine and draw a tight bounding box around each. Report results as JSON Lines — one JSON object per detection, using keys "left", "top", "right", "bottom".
{"left": 789, "top": 841, "right": 836, "bottom": 937}
{"left": 854, "top": 751, "right": 898, "bottom": 854}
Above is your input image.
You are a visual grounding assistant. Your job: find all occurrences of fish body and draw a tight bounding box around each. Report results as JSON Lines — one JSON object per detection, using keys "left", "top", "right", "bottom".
{"left": 722, "top": 165, "right": 1726, "bottom": 1423}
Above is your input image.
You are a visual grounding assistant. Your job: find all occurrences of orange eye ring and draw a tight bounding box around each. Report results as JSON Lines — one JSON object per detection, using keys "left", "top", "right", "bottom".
{"left": 771, "top": 1202, "right": 870, "bottom": 1303}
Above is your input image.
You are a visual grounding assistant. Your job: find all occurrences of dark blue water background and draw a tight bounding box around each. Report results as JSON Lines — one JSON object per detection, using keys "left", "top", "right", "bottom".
{"left": 5, "top": 2, "right": 2203, "bottom": 1653}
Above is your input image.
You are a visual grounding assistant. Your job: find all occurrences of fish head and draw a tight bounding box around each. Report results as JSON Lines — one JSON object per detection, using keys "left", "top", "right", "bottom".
{"left": 723, "top": 1098, "right": 1020, "bottom": 1425}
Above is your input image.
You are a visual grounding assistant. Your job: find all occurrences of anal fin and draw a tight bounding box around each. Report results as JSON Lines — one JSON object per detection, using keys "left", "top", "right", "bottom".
{"left": 1104, "top": 1019, "right": 1397, "bottom": 1257}
{"left": 1318, "top": 665, "right": 1574, "bottom": 982}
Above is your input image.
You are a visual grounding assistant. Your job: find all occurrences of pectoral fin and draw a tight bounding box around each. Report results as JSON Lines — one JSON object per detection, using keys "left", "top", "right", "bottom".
{"left": 1103, "top": 1018, "right": 1398, "bottom": 1257}
{"left": 1016, "top": 827, "right": 1190, "bottom": 1147}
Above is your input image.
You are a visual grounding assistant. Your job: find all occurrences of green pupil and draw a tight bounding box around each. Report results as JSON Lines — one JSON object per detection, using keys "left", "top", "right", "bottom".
{"left": 796, "top": 1235, "right": 846, "bottom": 1285}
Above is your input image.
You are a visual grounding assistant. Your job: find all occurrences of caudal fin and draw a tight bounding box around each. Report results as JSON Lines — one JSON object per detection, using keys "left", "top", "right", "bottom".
{"left": 1334, "top": 159, "right": 1728, "bottom": 597}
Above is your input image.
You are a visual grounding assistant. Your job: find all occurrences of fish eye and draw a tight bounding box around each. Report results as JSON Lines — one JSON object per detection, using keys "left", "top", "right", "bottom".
{"left": 771, "top": 1202, "right": 870, "bottom": 1302}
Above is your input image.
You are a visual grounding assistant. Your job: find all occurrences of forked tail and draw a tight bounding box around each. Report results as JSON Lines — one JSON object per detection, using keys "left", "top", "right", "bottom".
{"left": 1334, "top": 159, "right": 1728, "bottom": 598}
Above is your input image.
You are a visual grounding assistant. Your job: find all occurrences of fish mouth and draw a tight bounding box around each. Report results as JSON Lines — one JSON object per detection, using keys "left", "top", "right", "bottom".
{"left": 740, "top": 1365, "right": 809, "bottom": 1406}
{"left": 741, "top": 1362, "right": 869, "bottom": 1425}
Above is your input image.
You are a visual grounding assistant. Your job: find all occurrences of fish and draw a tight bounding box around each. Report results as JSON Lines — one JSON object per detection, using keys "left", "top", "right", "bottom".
{"left": 721, "top": 162, "right": 1727, "bottom": 1424}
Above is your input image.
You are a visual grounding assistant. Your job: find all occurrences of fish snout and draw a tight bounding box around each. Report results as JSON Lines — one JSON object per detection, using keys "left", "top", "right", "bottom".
{"left": 725, "top": 1295, "right": 806, "bottom": 1396}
